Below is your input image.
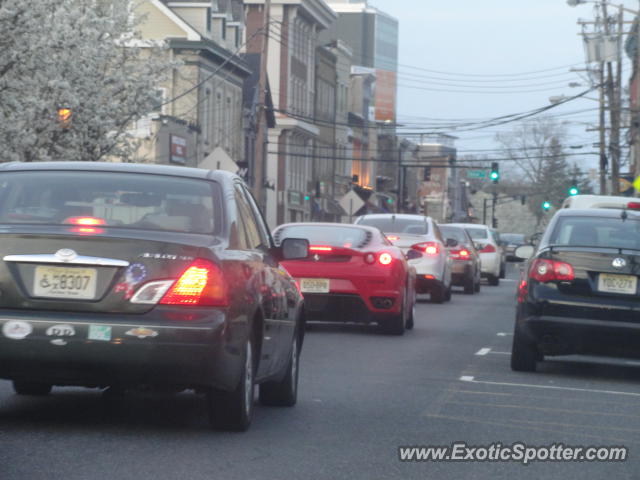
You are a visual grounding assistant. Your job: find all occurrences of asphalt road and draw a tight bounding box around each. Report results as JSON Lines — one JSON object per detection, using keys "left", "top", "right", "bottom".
{"left": 1, "top": 263, "right": 639, "bottom": 479}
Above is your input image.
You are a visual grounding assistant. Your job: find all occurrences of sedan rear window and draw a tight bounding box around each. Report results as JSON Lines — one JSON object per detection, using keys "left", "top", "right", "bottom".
{"left": 358, "top": 217, "right": 428, "bottom": 235}
{"left": 465, "top": 228, "right": 488, "bottom": 240}
{"left": 275, "top": 226, "right": 369, "bottom": 248}
{"left": 0, "top": 171, "right": 220, "bottom": 234}
{"left": 501, "top": 234, "right": 526, "bottom": 244}
{"left": 549, "top": 216, "right": 640, "bottom": 250}
{"left": 439, "top": 226, "right": 468, "bottom": 244}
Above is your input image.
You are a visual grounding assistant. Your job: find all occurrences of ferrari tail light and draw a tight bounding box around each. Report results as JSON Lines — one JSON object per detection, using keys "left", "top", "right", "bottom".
{"left": 529, "top": 258, "right": 574, "bottom": 283}
{"left": 479, "top": 244, "right": 496, "bottom": 253}
{"left": 378, "top": 252, "right": 393, "bottom": 265}
{"left": 160, "top": 259, "right": 228, "bottom": 306}
{"left": 412, "top": 242, "right": 440, "bottom": 255}
{"left": 309, "top": 246, "right": 333, "bottom": 252}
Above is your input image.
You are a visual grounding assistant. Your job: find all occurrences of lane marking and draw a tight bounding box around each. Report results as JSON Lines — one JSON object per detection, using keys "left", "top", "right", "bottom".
{"left": 475, "top": 347, "right": 491, "bottom": 356}
{"left": 497, "top": 332, "right": 513, "bottom": 337}
{"left": 459, "top": 376, "right": 640, "bottom": 397}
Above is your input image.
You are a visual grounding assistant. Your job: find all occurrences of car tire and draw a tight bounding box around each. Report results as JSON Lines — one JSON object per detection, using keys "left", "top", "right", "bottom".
{"left": 500, "top": 263, "right": 506, "bottom": 279}
{"left": 430, "top": 283, "right": 445, "bottom": 303}
{"left": 207, "top": 338, "right": 255, "bottom": 432}
{"left": 488, "top": 274, "right": 500, "bottom": 286}
{"left": 259, "top": 334, "right": 299, "bottom": 407}
{"left": 444, "top": 284, "right": 452, "bottom": 302}
{"left": 381, "top": 294, "right": 406, "bottom": 335}
{"left": 406, "top": 289, "right": 415, "bottom": 330}
{"left": 12, "top": 381, "right": 52, "bottom": 396}
{"left": 474, "top": 278, "right": 481, "bottom": 293}
{"left": 510, "top": 328, "right": 538, "bottom": 372}
{"left": 463, "top": 274, "right": 475, "bottom": 294}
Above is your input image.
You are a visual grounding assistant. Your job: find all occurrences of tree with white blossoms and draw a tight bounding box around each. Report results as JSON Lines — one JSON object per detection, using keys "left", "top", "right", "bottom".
{"left": 0, "top": 0, "right": 176, "bottom": 162}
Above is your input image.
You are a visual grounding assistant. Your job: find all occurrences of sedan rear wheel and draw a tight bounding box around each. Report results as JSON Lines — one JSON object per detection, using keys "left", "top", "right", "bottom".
{"left": 488, "top": 274, "right": 500, "bottom": 286}
{"left": 463, "top": 274, "right": 475, "bottom": 294}
{"left": 430, "top": 283, "right": 445, "bottom": 303}
{"left": 13, "top": 381, "right": 52, "bottom": 396}
{"left": 259, "top": 334, "right": 299, "bottom": 407}
{"left": 207, "top": 338, "right": 254, "bottom": 431}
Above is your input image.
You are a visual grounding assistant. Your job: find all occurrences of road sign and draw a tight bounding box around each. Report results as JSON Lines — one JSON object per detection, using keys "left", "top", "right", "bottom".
{"left": 339, "top": 190, "right": 365, "bottom": 219}
{"left": 633, "top": 176, "right": 640, "bottom": 193}
{"left": 467, "top": 170, "right": 486, "bottom": 179}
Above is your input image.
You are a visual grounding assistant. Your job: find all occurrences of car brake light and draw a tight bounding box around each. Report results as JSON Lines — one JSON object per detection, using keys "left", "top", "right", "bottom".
{"left": 628, "top": 202, "right": 640, "bottom": 210}
{"left": 309, "top": 246, "right": 333, "bottom": 252}
{"left": 160, "top": 259, "right": 228, "bottom": 306}
{"left": 378, "top": 252, "right": 393, "bottom": 265}
{"left": 386, "top": 235, "right": 399, "bottom": 242}
{"left": 450, "top": 249, "right": 470, "bottom": 260}
{"left": 412, "top": 242, "right": 440, "bottom": 255}
{"left": 64, "top": 216, "right": 106, "bottom": 226}
{"left": 517, "top": 279, "right": 528, "bottom": 303}
{"left": 529, "top": 258, "right": 575, "bottom": 283}
{"left": 479, "top": 244, "right": 496, "bottom": 253}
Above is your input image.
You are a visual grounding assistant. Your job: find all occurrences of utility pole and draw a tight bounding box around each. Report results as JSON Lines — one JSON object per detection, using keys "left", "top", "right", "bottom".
{"left": 599, "top": 63, "right": 608, "bottom": 194}
{"left": 253, "top": 0, "right": 271, "bottom": 213}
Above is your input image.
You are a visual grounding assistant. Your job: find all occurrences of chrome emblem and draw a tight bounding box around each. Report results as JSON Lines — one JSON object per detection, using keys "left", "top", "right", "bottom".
{"left": 612, "top": 258, "right": 626, "bottom": 269}
{"left": 55, "top": 249, "right": 77, "bottom": 262}
{"left": 313, "top": 254, "right": 321, "bottom": 262}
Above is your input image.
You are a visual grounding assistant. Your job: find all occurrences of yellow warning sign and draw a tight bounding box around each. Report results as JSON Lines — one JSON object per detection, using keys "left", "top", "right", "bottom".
{"left": 633, "top": 176, "right": 640, "bottom": 192}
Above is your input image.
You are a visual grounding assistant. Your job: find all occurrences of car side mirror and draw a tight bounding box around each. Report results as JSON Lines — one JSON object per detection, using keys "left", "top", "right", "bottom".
{"left": 514, "top": 245, "right": 535, "bottom": 260}
{"left": 445, "top": 238, "right": 458, "bottom": 248}
{"left": 280, "top": 238, "right": 309, "bottom": 260}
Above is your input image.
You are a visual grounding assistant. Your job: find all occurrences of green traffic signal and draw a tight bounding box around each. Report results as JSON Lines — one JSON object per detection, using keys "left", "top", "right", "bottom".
{"left": 490, "top": 162, "right": 500, "bottom": 183}
{"left": 542, "top": 201, "right": 551, "bottom": 211}
{"left": 304, "top": 195, "right": 310, "bottom": 201}
{"left": 569, "top": 186, "right": 579, "bottom": 196}
{"left": 489, "top": 171, "right": 500, "bottom": 181}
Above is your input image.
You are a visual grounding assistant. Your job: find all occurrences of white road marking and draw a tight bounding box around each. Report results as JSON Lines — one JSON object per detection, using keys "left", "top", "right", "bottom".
{"left": 497, "top": 332, "right": 513, "bottom": 337}
{"left": 475, "top": 347, "right": 491, "bottom": 356}
{"left": 459, "top": 376, "right": 640, "bottom": 397}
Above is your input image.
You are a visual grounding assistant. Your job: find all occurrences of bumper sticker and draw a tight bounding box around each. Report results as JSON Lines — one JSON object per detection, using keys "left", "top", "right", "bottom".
{"left": 88, "top": 325, "right": 111, "bottom": 342}
{"left": 2, "top": 320, "right": 33, "bottom": 340}
{"left": 125, "top": 327, "right": 158, "bottom": 339}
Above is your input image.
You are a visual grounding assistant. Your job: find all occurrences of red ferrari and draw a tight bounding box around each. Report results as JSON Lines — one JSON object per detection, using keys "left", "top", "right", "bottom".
{"left": 273, "top": 223, "right": 416, "bottom": 334}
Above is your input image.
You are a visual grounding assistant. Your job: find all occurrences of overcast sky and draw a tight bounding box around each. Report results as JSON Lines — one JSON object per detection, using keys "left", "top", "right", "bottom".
{"left": 368, "top": 0, "right": 639, "bottom": 171}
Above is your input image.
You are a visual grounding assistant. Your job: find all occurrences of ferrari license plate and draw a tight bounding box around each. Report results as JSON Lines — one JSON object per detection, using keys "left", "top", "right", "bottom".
{"left": 33, "top": 266, "right": 97, "bottom": 300}
{"left": 597, "top": 273, "right": 637, "bottom": 295}
{"left": 300, "top": 278, "right": 330, "bottom": 293}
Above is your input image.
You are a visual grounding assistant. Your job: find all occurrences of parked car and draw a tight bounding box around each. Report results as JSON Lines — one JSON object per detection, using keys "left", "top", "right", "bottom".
{"left": 0, "top": 162, "right": 308, "bottom": 432}
{"left": 500, "top": 233, "right": 527, "bottom": 261}
{"left": 439, "top": 225, "right": 481, "bottom": 294}
{"left": 272, "top": 223, "right": 416, "bottom": 335}
{"left": 512, "top": 207, "right": 640, "bottom": 372}
{"left": 354, "top": 214, "right": 452, "bottom": 303}
{"left": 447, "top": 223, "right": 501, "bottom": 286}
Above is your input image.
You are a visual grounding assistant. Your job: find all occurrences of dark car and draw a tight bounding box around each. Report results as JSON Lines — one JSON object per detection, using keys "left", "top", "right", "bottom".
{"left": 500, "top": 233, "right": 526, "bottom": 261}
{"left": 439, "top": 225, "right": 481, "bottom": 294}
{"left": 0, "top": 162, "right": 308, "bottom": 431}
{"left": 511, "top": 208, "right": 640, "bottom": 372}
{"left": 273, "top": 223, "right": 416, "bottom": 334}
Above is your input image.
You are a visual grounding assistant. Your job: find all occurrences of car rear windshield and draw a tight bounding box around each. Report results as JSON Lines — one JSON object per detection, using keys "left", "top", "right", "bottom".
{"left": 439, "top": 226, "right": 468, "bottom": 244}
{"left": 501, "top": 233, "right": 526, "bottom": 244}
{"left": 549, "top": 216, "right": 640, "bottom": 250}
{"left": 465, "top": 227, "right": 488, "bottom": 240}
{"left": 358, "top": 217, "right": 428, "bottom": 235}
{"left": 275, "top": 225, "right": 369, "bottom": 248}
{"left": 0, "top": 171, "right": 220, "bottom": 234}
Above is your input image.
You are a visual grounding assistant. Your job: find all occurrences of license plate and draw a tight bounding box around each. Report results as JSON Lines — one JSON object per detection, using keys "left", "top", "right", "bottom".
{"left": 300, "top": 278, "right": 330, "bottom": 293}
{"left": 597, "top": 273, "right": 637, "bottom": 295}
{"left": 33, "top": 266, "right": 97, "bottom": 300}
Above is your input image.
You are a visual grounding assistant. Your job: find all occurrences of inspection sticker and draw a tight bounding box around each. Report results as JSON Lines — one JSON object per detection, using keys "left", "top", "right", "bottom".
{"left": 88, "top": 325, "right": 111, "bottom": 342}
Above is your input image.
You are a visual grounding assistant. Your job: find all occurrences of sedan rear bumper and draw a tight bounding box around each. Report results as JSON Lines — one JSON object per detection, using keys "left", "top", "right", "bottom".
{"left": 0, "top": 309, "right": 242, "bottom": 390}
{"left": 518, "top": 314, "right": 640, "bottom": 358}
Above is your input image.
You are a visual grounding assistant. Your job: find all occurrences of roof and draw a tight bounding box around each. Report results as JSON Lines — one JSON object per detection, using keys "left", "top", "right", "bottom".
{"left": 553, "top": 208, "right": 640, "bottom": 219}
{"left": 0, "top": 161, "right": 241, "bottom": 182}
{"left": 242, "top": 53, "right": 276, "bottom": 127}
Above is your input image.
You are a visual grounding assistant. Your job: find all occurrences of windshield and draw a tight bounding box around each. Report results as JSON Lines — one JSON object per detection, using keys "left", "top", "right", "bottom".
{"left": 465, "top": 227, "right": 489, "bottom": 240}
{"left": 275, "top": 225, "right": 369, "bottom": 248}
{"left": 0, "top": 171, "right": 220, "bottom": 234}
{"left": 549, "top": 216, "right": 640, "bottom": 249}
{"left": 358, "top": 216, "right": 429, "bottom": 235}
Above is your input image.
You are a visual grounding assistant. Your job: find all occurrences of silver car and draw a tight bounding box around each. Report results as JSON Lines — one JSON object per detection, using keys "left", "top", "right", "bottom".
{"left": 355, "top": 214, "right": 452, "bottom": 303}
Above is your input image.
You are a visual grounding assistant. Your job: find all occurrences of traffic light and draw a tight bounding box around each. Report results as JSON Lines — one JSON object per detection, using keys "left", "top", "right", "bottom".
{"left": 424, "top": 167, "right": 431, "bottom": 181}
{"left": 568, "top": 180, "right": 579, "bottom": 196}
{"left": 492, "top": 218, "right": 498, "bottom": 229}
{"left": 490, "top": 162, "right": 500, "bottom": 183}
{"left": 542, "top": 200, "right": 551, "bottom": 211}
{"left": 57, "top": 107, "right": 72, "bottom": 128}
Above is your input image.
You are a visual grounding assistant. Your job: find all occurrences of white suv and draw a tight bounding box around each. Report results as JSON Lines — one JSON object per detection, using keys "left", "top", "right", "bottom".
{"left": 447, "top": 223, "right": 501, "bottom": 286}
{"left": 355, "top": 214, "right": 452, "bottom": 303}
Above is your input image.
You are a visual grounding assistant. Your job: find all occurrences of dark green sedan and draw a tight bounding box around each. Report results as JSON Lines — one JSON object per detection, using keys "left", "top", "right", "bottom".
{"left": 0, "top": 162, "right": 308, "bottom": 431}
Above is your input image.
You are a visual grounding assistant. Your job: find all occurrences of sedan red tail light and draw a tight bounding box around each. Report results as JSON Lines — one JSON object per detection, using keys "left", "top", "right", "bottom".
{"left": 529, "top": 258, "right": 575, "bottom": 283}
{"left": 412, "top": 242, "right": 440, "bottom": 255}
{"left": 450, "top": 249, "right": 470, "bottom": 260}
{"left": 160, "top": 259, "right": 228, "bottom": 306}
{"left": 479, "top": 244, "right": 496, "bottom": 253}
